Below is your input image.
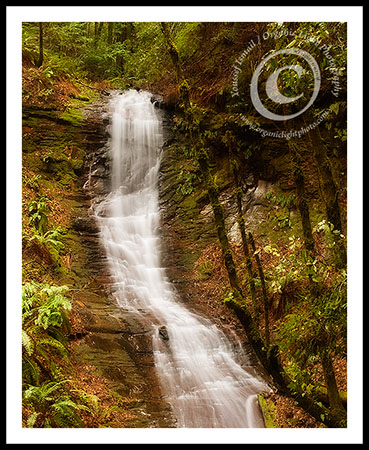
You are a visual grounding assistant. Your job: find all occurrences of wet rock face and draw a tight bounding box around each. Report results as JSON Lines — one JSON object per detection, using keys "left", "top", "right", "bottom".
{"left": 74, "top": 94, "right": 275, "bottom": 426}
{"left": 68, "top": 95, "right": 176, "bottom": 428}
{"left": 82, "top": 101, "right": 112, "bottom": 198}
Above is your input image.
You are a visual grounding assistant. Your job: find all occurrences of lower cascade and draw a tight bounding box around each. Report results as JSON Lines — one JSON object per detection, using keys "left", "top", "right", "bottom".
{"left": 93, "top": 90, "right": 267, "bottom": 428}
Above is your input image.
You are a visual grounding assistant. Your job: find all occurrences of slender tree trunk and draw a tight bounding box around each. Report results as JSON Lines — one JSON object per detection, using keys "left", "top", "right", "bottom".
{"left": 307, "top": 121, "right": 346, "bottom": 267}
{"left": 160, "top": 22, "right": 191, "bottom": 113}
{"left": 197, "top": 150, "right": 242, "bottom": 295}
{"left": 36, "top": 22, "right": 44, "bottom": 68}
{"left": 94, "top": 22, "right": 98, "bottom": 47}
{"left": 115, "top": 24, "right": 127, "bottom": 74}
{"left": 249, "top": 231, "right": 270, "bottom": 348}
{"left": 229, "top": 157, "right": 258, "bottom": 320}
{"left": 309, "top": 126, "right": 342, "bottom": 231}
{"left": 288, "top": 139, "right": 315, "bottom": 254}
{"left": 283, "top": 111, "right": 315, "bottom": 255}
{"left": 197, "top": 148, "right": 286, "bottom": 388}
{"left": 161, "top": 23, "right": 183, "bottom": 82}
{"left": 107, "top": 22, "right": 113, "bottom": 45}
{"left": 321, "top": 350, "right": 346, "bottom": 417}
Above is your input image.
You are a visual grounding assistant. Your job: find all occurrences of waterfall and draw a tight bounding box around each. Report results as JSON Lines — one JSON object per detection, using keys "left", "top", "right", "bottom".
{"left": 94, "top": 90, "right": 268, "bottom": 428}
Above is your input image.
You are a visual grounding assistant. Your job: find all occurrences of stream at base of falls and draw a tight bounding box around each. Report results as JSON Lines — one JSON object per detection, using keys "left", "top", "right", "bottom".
{"left": 91, "top": 89, "right": 269, "bottom": 428}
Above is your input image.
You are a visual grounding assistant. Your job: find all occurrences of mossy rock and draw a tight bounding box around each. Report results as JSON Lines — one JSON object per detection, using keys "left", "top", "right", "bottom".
{"left": 196, "top": 260, "right": 215, "bottom": 280}
{"left": 59, "top": 108, "right": 83, "bottom": 127}
{"left": 257, "top": 393, "right": 278, "bottom": 428}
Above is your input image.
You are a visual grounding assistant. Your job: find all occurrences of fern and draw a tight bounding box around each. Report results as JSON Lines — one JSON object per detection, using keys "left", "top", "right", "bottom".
{"left": 26, "top": 412, "right": 39, "bottom": 428}
{"left": 22, "top": 282, "right": 39, "bottom": 313}
{"left": 23, "top": 381, "right": 89, "bottom": 428}
{"left": 22, "top": 330, "right": 34, "bottom": 356}
{"left": 28, "top": 197, "right": 49, "bottom": 234}
{"left": 51, "top": 398, "right": 87, "bottom": 427}
{"left": 22, "top": 353, "right": 41, "bottom": 386}
{"left": 28, "top": 227, "right": 65, "bottom": 266}
{"left": 22, "top": 282, "right": 72, "bottom": 385}
{"left": 71, "top": 388, "right": 99, "bottom": 415}
{"left": 22, "top": 282, "right": 71, "bottom": 332}
{"left": 36, "top": 337, "right": 69, "bottom": 359}
{"left": 24, "top": 380, "right": 66, "bottom": 407}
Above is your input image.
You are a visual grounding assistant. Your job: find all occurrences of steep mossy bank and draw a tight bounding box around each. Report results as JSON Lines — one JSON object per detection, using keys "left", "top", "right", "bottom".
{"left": 158, "top": 108, "right": 346, "bottom": 318}
{"left": 157, "top": 97, "right": 347, "bottom": 427}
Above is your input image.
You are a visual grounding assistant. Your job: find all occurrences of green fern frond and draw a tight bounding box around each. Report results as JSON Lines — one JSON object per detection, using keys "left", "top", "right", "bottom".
{"left": 23, "top": 380, "right": 69, "bottom": 407}
{"left": 22, "top": 354, "right": 41, "bottom": 385}
{"left": 22, "top": 330, "right": 34, "bottom": 356}
{"left": 26, "top": 411, "right": 39, "bottom": 428}
{"left": 37, "top": 337, "right": 69, "bottom": 359}
{"left": 51, "top": 398, "right": 87, "bottom": 427}
{"left": 102, "top": 404, "right": 124, "bottom": 420}
{"left": 71, "top": 388, "right": 99, "bottom": 414}
{"left": 22, "top": 282, "right": 39, "bottom": 312}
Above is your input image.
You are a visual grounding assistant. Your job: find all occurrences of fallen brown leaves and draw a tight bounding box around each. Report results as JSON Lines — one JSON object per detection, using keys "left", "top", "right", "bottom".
{"left": 263, "top": 392, "right": 324, "bottom": 428}
{"left": 67, "top": 362, "right": 140, "bottom": 428}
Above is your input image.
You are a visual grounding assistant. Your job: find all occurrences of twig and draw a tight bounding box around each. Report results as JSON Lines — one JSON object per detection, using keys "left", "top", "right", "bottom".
{"left": 73, "top": 78, "right": 110, "bottom": 96}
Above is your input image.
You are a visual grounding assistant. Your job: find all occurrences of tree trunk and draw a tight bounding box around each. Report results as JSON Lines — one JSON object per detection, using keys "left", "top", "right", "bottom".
{"left": 107, "top": 22, "right": 113, "bottom": 45}
{"left": 161, "top": 23, "right": 183, "bottom": 82}
{"left": 94, "top": 22, "right": 104, "bottom": 47}
{"left": 197, "top": 148, "right": 286, "bottom": 388}
{"left": 36, "top": 22, "right": 44, "bottom": 68}
{"left": 160, "top": 22, "right": 191, "bottom": 113}
{"left": 307, "top": 122, "right": 346, "bottom": 267}
{"left": 248, "top": 231, "right": 270, "bottom": 347}
{"left": 197, "top": 150, "right": 242, "bottom": 295}
{"left": 288, "top": 139, "right": 315, "bottom": 254}
{"left": 321, "top": 350, "right": 346, "bottom": 417}
{"left": 309, "top": 126, "right": 342, "bottom": 231}
{"left": 229, "top": 157, "right": 258, "bottom": 320}
{"left": 115, "top": 24, "right": 127, "bottom": 74}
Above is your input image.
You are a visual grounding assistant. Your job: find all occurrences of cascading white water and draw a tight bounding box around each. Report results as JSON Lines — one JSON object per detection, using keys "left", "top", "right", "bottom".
{"left": 94, "top": 90, "right": 268, "bottom": 428}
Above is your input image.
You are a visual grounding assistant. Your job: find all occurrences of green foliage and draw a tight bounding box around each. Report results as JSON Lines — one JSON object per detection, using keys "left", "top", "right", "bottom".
{"left": 276, "top": 270, "right": 346, "bottom": 390}
{"left": 196, "top": 260, "right": 215, "bottom": 280}
{"left": 257, "top": 393, "right": 277, "bottom": 428}
{"left": 22, "top": 282, "right": 71, "bottom": 385}
{"left": 176, "top": 169, "right": 197, "bottom": 196}
{"left": 28, "top": 196, "right": 50, "bottom": 234}
{"left": 80, "top": 47, "right": 121, "bottom": 80}
{"left": 223, "top": 290, "right": 236, "bottom": 304}
{"left": 265, "top": 191, "right": 295, "bottom": 209}
{"left": 21, "top": 282, "right": 93, "bottom": 427}
{"left": 122, "top": 22, "right": 169, "bottom": 84}
{"left": 28, "top": 226, "right": 66, "bottom": 267}
{"left": 25, "top": 194, "right": 68, "bottom": 268}
{"left": 265, "top": 191, "right": 296, "bottom": 230}
{"left": 314, "top": 219, "right": 345, "bottom": 248}
{"left": 22, "top": 282, "right": 71, "bottom": 331}
{"left": 23, "top": 380, "right": 88, "bottom": 428}
{"left": 24, "top": 174, "right": 42, "bottom": 190}
{"left": 21, "top": 280, "right": 133, "bottom": 428}
{"left": 180, "top": 145, "right": 196, "bottom": 159}
{"left": 266, "top": 234, "right": 347, "bottom": 396}
{"left": 173, "top": 23, "right": 204, "bottom": 60}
